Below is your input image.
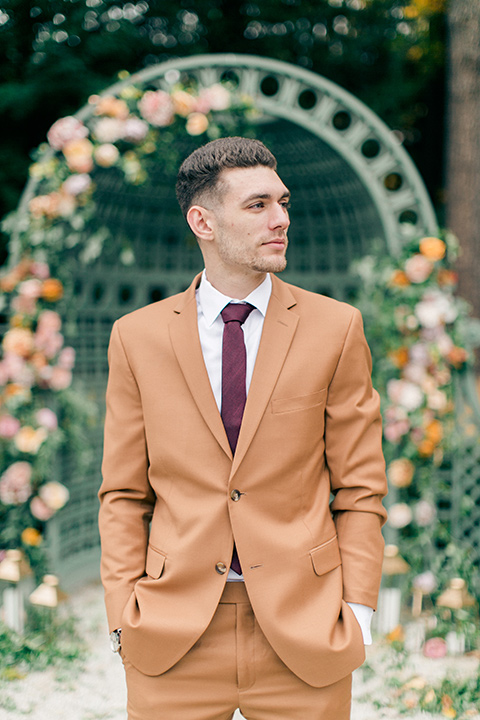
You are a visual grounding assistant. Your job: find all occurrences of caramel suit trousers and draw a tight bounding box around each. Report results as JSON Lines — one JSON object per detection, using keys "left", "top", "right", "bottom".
{"left": 121, "top": 583, "right": 352, "bottom": 720}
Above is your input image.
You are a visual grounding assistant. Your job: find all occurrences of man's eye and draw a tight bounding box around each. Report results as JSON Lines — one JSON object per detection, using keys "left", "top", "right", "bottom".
{"left": 281, "top": 201, "right": 291, "bottom": 210}
{"left": 250, "top": 202, "right": 264, "bottom": 209}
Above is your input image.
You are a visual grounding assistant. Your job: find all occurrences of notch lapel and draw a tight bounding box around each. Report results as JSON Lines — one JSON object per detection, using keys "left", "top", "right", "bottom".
{"left": 169, "top": 275, "right": 232, "bottom": 460}
{"left": 230, "top": 277, "right": 298, "bottom": 478}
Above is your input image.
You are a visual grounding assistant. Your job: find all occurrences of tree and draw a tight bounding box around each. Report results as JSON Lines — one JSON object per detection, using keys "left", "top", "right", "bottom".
{"left": 445, "top": 0, "right": 480, "bottom": 324}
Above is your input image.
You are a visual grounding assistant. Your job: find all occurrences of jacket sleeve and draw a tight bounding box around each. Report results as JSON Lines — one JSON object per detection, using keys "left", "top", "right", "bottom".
{"left": 325, "top": 307, "right": 387, "bottom": 610}
{"left": 98, "top": 320, "right": 155, "bottom": 631}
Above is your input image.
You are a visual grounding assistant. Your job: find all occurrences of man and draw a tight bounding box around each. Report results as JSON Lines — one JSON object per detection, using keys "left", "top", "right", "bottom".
{"left": 99, "top": 136, "right": 387, "bottom": 719}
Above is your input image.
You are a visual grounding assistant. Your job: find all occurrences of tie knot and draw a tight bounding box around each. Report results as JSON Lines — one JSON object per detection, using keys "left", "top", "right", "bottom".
{"left": 221, "top": 302, "right": 255, "bottom": 326}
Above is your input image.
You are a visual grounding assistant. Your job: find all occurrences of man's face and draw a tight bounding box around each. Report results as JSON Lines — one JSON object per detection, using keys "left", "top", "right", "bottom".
{"left": 208, "top": 165, "right": 290, "bottom": 275}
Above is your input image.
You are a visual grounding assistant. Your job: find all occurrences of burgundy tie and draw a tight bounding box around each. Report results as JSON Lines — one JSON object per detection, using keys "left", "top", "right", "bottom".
{"left": 220, "top": 302, "right": 254, "bottom": 575}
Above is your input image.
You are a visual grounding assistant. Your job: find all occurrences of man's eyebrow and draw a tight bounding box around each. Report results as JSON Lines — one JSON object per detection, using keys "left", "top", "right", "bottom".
{"left": 242, "top": 190, "right": 291, "bottom": 204}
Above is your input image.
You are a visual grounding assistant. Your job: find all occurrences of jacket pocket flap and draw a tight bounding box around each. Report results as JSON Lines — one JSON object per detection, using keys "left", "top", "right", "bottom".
{"left": 271, "top": 388, "right": 326, "bottom": 414}
{"left": 146, "top": 546, "right": 166, "bottom": 579}
{"left": 310, "top": 537, "right": 341, "bottom": 576}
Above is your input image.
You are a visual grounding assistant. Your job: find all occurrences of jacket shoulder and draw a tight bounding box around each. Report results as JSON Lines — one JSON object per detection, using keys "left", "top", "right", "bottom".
{"left": 275, "top": 278, "right": 359, "bottom": 322}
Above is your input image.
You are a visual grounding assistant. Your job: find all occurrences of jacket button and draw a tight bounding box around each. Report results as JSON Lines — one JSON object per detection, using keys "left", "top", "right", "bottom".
{"left": 230, "top": 489, "right": 241, "bottom": 502}
{"left": 215, "top": 562, "right": 228, "bottom": 575}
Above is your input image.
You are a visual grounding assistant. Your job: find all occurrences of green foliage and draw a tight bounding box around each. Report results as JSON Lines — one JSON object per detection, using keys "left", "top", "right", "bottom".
{"left": 0, "top": 0, "right": 447, "bottom": 261}
{"left": 0, "top": 608, "right": 85, "bottom": 681}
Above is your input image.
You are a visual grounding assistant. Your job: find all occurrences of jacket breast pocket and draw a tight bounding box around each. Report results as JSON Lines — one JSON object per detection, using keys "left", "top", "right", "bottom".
{"left": 145, "top": 544, "right": 166, "bottom": 579}
{"left": 310, "top": 536, "right": 342, "bottom": 576}
{"left": 271, "top": 388, "right": 327, "bottom": 414}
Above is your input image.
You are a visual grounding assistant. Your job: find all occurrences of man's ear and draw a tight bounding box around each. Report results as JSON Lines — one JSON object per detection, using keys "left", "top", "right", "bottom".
{"left": 186, "top": 205, "right": 214, "bottom": 242}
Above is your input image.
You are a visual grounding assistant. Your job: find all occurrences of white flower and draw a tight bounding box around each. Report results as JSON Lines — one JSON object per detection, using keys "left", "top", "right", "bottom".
{"left": 415, "top": 290, "right": 458, "bottom": 329}
{"left": 387, "top": 379, "right": 424, "bottom": 411}
{"left": 39, "top": 481, "right": 69, "bottom": 511}
{"left": 388, "top": 502, "right": 413, "bottom": 528}
{"left": 93, "top": 117, "right": 125, "bottom": 143}
{"left": 62, "top": 174, "right": 92, "bottom": 196}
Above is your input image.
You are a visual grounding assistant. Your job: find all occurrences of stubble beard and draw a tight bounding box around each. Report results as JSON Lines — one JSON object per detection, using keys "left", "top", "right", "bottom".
{"left": 217, "top": 235, "right": 288, "bottom": 275}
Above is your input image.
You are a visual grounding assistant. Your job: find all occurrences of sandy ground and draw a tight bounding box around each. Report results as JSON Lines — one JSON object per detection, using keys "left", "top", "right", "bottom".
{"left": 1, "top": 582, "right": 479, "bottom": 719}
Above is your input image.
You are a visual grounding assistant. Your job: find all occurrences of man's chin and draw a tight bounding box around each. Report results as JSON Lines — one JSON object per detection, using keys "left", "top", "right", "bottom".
{"left": 252, "top": 258, "right": 287, "bottom": 274}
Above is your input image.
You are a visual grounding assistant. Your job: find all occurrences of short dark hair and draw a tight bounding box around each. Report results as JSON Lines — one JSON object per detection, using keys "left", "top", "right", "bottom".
{"left": 175, "top": 136, "right": 277, "bottom": 219}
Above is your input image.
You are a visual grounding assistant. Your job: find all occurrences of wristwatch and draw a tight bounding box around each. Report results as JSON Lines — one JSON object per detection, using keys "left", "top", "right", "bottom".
{"left": 109, "top": 628, "right": 122, "bottom": 653}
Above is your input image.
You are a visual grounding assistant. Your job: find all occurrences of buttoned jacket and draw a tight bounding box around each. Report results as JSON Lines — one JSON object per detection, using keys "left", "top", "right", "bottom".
{"left": 98, "top": 272, "right": 387, "bottom": 688}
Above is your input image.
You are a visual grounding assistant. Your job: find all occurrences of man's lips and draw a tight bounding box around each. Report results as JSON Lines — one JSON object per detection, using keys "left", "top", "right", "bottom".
{"left": 263, "top": 238, "right": 286, "bottom": 246}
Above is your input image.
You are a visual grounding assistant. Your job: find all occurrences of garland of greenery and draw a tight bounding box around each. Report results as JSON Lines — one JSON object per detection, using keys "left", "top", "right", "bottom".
{"left": 354, "top": 234, "right": 480, "bottom": 606}
{"left": 0, "top": 78, "right": 255, "bottom": 577}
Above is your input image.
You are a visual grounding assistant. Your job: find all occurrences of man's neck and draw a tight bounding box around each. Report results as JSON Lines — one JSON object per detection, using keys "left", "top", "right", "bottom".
{"left": 204, "top": 267, "right": 267, "bottom": 300}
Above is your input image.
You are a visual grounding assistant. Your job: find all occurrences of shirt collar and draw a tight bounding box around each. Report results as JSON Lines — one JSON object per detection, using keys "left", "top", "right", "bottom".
{"left": 197, "top": 270, "right": 272, "bottom": 328}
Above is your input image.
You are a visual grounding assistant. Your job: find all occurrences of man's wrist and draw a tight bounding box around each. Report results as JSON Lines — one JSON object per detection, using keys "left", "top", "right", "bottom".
{"left": 109, "top": 628, "right": 122, "bottom": 653}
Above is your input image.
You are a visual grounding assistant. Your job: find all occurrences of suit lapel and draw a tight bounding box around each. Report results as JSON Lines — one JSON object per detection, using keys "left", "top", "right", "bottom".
{"left": 169, "top": 275, "right": 232, "bottom": 460}
{"left": 230, "top": 276, "right": 298, "bottom": 478}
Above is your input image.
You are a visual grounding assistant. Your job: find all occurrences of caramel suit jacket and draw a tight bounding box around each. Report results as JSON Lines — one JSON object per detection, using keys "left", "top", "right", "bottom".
{"left": 98, "top": 273, "right": 387, "bottom": 688}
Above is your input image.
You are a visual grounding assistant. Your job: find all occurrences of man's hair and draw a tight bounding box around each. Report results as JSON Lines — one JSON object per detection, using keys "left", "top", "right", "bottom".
{"left": 175, "top": 136, "right": 277, "bottom": 219}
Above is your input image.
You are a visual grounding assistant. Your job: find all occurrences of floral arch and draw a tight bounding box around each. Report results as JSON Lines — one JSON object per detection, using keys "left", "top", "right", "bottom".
{"left": 1, "top": 54, "right": 479, "bottom": 597}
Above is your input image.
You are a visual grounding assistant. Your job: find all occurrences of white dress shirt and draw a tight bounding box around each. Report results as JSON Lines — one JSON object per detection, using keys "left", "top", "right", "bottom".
{"left": 195, "top": 270, "right": 373, "bottom": 644}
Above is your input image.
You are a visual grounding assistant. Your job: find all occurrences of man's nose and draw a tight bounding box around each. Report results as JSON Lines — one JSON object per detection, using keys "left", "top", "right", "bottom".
{"left": 269, "top": 204, "right": 290, "bottom": 230}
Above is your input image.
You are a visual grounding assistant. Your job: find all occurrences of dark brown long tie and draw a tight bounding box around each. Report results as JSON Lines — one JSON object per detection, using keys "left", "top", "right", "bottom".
{"left": 220, "top": 302, "right": 254, "bottom": 574}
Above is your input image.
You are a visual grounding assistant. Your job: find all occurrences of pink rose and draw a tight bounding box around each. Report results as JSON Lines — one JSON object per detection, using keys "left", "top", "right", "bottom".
{"left": 404, "top": 254, "right": 433, "bottom": 283}
{"left": 122, "top": 117, "right": 149, "bottom": 143}
{"left": 0, "top": 461, "right": 33, "bottom": 505}
{"left": 49, "top": 367, "right": 72, "bottom": 390}
{"left": 36, "top": 408, "right": 58, "bottom": 432}
{"left": 58, "top": 347, "right": 76, "bottom": 370}
{"left": 30, "top": 261, "right": 51, "bottom": 280}
{"left": 138, "top": 90, "right": 174, "bottom": 127}
{"left": 413, "top": 571, "right": 437, "bottom": 594}
{"left": 47, "top": 116, "right": 89, "bottom": 151}
{"left": 19, "top": 279, "right": 42, "bottom": 299}
{"left": 423, "top": 637, "right": 447, "bottom": 659}
{"left": 30, "top": 495, "right": 54, "bottom": 521}
{"left": 12, "top": 294, "right": 37, "bottom": 315}
{"left": 195, "top": 84, "right": 231, "bottom": 113}
{"left": 414, "top": 500, "right": 437, "bottom": 527}
{"left": 0, "top": 414, "right": 21, "bottom": 439}
{"left": 62, "top": 174, "right": 92, "bottom": 196}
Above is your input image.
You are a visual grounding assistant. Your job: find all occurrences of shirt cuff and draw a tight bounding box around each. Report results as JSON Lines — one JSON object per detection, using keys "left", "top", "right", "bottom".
{"left": 347, "top": 602, "right": 374, "bottom": 645}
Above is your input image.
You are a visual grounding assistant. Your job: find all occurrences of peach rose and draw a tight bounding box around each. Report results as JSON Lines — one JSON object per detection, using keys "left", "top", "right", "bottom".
{"left": 171, "top": 90, "right": 197, "bottom": 117}
{"left": 186, "top": 112, "right": 209, "bottom": 136}
{"left": 390, "top": 270, "right": 410, "bottom": 287}
{"left": 14, "top": 425, "right": 48, "bottom": 454}
{"left": 195, "top": 84, "right": 231, "bottom": 113}
{"left": 63, "top": 138, "right": 94, "bottom": 173}
{"left": 419, "top": 237, "right": 446, "bottom": 261}
{"left": 94, "top": 143, "right": 120, "bottom": 168}
{"left": 2, "top": 327, "right": 35, "bottom": 358}
{"left": 39, "top": 481, "right": 69, "bottom": 511}
{"left": 93, "top": 95, "right": 129, "bottom": 119}
{"left": 49, "top": 367, "right": 72, "bottom": 390}
{"left": 387, "top": 458, "right": 414, "bottom": 488}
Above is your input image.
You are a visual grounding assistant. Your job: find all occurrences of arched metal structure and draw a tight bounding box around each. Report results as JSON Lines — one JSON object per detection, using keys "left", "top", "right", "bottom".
{"left": 30, "top": 54, "right": 445, "bottom": 586}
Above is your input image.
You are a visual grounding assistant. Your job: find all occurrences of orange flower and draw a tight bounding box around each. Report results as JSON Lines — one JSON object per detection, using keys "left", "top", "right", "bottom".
{"left": 418, "top": 439, "right": 435, "bottom": 457}
{"left": 386, "top": 625, "right": 404, "bottom": 643}
{"left": 447, "top": 346, "right": 468, "bottom": 369}
{"left": 389, "top": 347, "right": 409, "bottom": 368}
{"left": 390, "top": 270, "right": 410, "bottom": 287}
{"left": 419, "top": 236, "right": 446, "bottom": 261}
{"left": 387, "top": 458, "right": 415, "bottom": 488}
{"left": 437, "top": 269, "right": 458, "bottom": 287}
{"left": 41, "top": 278, "right": 64, "bottom": 302}
{"left": 426, "top": 419, "right": 443, "bottom": 444}
{"left": 21, "top": 527, "right": 43, "bottom": 546}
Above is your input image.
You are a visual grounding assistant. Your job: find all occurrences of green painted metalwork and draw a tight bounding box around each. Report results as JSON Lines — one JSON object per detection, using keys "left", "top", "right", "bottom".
{"left": 14, "top": 54, "right": 479, "bottom": 585}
